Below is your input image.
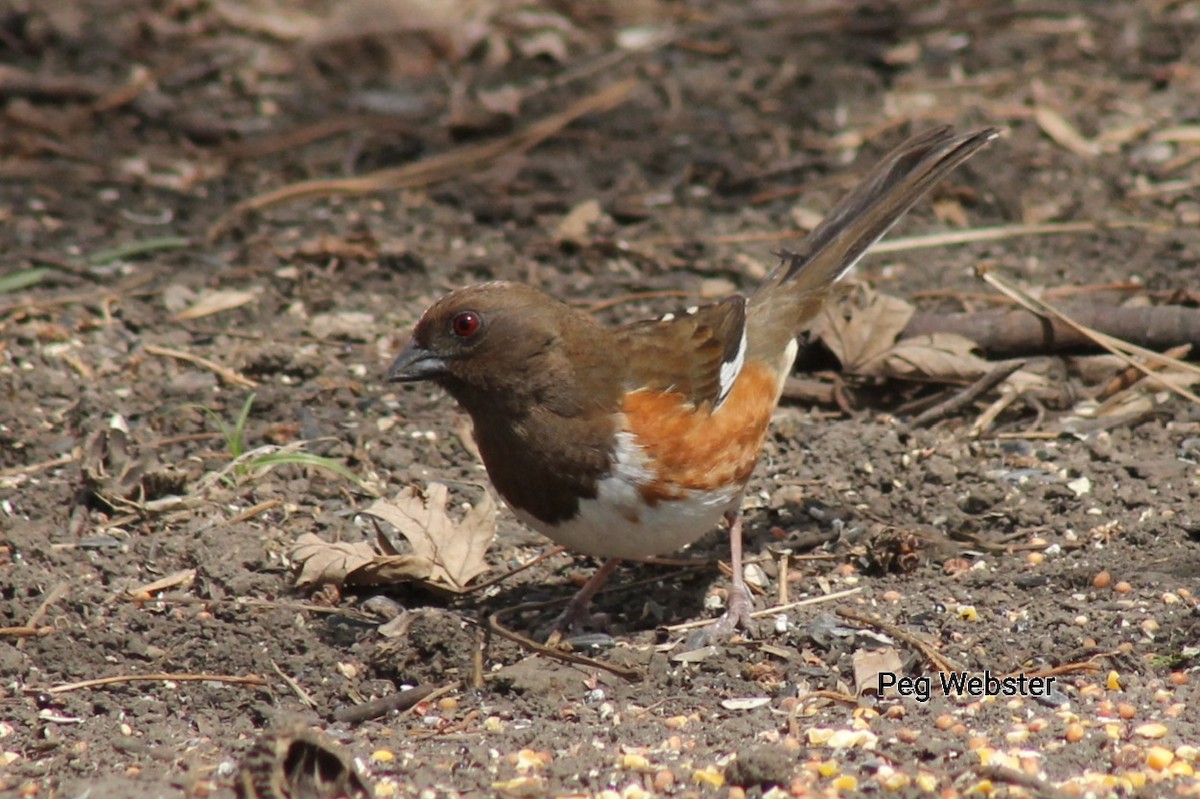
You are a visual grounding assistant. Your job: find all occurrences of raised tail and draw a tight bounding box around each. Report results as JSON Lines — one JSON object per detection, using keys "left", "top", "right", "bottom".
{"left": 747, "top": 126, "right": 997, "bottom": 353}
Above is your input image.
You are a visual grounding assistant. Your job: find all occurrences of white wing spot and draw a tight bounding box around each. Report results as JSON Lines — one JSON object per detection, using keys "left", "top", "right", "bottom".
{"left": 660, "top": 312, "right": 675, "bottom": 322}
{"left": 716, "top": 328, "right": 747, "bottom": 407}
{"left": 686, "top": 306, "right": 699, "bottom": 315}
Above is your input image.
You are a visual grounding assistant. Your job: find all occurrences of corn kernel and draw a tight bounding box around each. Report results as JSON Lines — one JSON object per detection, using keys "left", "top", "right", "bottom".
{"left": 621, "top": 753, "right": 650, "bottom": 771}
{"left": 1147, "top": 746, "right": 1174, "bottom": 770}
{"left": 831, "top": 775, "right": 857, "bottom": 791}
{"left": 1135, "top": 723, "right": 1168, "bottom": 739}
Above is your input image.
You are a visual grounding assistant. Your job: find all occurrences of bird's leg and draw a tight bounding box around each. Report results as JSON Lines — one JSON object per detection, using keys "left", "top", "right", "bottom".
{"left": 704, "top": 510, "right": 756, "bottom": 640}
{"left": 545, "top": 557, "right": 622, "bottom": 641}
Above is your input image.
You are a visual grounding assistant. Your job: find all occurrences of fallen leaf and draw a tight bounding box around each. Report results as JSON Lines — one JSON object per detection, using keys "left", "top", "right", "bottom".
{"left": 346, "top": 553, "right": 434, "bottom": 586}
{"left": 289, "top": 533, "right": 376, "bottom": 588}
{"left": 862, "top": 332, "right": 990, "bottom": 382}
{"left": 555, "top": 198, "right": 603, "bottom": 245}
{"left": 360, "top": 483, "right": 495, "bottom": 591}
{"left": 852, "top": 647, "right": 904, "bottom": 696}
{"left": 812, "top": 286, "right": 915, "bottom": 372}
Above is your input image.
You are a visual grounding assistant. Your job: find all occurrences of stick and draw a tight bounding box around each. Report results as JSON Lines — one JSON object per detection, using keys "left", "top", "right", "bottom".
{"left": 836, "top": 606, "right": 965, "bottom": 673}
{"left": 143, "top": 343, "right": 257, "bottom": 388}
{"left": 908, "top": 361, "right": 1025, "bottom": 428}
{"left": 35, "top": 672, "right": 268, "bottom": 694}
{"left": 665, "top": 586, "right": 863, "bottom": 632}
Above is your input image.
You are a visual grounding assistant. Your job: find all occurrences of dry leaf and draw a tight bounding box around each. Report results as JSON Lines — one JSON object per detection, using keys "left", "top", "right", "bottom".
{"left": 360, "top": 483, "right": 495, "bottom": 591}
{"left": 853, "top": 647, "right": 904, "bottom": 696}
{"left": 862, "top": 332, "right": 990, "bottom": 382}
{"left": 289, "top": 533, "right": 376, "bottom": 588}
{"left": 174, "top": 289, "right": 259, "bottom": 321}
{"left": 555, "top": 198, "right": 603, "bottom": 245}
{"left": 812, "top": 286, "right": 915, "bottom": 373}
{"left": 346, "top": 553, "right": 434, "bottom": 586}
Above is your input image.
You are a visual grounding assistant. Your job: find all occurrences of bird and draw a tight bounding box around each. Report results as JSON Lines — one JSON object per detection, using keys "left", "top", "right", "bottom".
{"left": 388, "top": 125, "right": 997, "bottom": 640}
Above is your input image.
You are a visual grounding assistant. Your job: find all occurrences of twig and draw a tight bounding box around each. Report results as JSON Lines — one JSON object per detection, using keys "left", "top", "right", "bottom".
{"left": 457, "top": 546, "right": 566, "bottom": 595}
{"left": 1004, "top": 660, "right": 1102, "bottom": 680}
{"left": 638, "top": 220, "right": 1158, "bottom": 249}
{"left": 16, "top": 581, "right": 70, "bottom": 650}
{"left": 1, "top": 626, "right": 54, "bottom": 637}
{"left": 973, "top": 765, "right": 1075, "bottom": 799}
{"left": 272, "top": 661, "right": 317, "bottom": 709}
{"left": 119, "top": 569, "right": 197, "bottom": 601}
{"left": 978, "top": 267, "right": 1200, "bottom": 404}
{"left": 34, "top": 672, "right": 268, "bottom": 694}
{"left": 665, "top": 586, "right": 863, "bottom": 632}
{"left": 908, "top": 361, "right": 1026, "bottom": 428}
{"left": 1095, "top": 343, "right": 1191, "bottom": 400}
{"left": 143, "top": 343, "right": 258, "bottom": 388}
{"left": 904, "top": 304, "right": 1200, "bottom": 359}
{"left": 0, "top": 452, "right": 79, "bottom": 479}
{"left": 211, "top": 78, "right": 638, "bottom": 237}
{"left": 835, "top": 606, "right": 965, "bottom": 673}
{"left": 486, "top": 606, "right": 642, "bottom": 681}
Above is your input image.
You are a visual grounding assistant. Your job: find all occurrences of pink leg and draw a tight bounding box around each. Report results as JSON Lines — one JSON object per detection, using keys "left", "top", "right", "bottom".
{"left": 707, "top": 511, "right": 756, "bottom": 639}
{"left": 548, "top": 557, "right": 622, "bottom": 638}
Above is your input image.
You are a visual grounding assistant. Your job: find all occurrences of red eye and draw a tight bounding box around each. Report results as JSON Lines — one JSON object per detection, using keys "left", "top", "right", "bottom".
{"left": 451, "top": 310, "right": 481, "bottom": 338}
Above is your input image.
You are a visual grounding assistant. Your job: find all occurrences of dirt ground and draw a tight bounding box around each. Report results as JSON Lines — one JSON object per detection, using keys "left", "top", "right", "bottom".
{"left": 4, "top": 1, "right": 1200, "bottom": 797}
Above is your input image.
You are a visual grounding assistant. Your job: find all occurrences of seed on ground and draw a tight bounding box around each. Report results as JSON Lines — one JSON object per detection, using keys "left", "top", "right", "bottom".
{"left": 1147, "top": 747, "right": 1175, "bottom": 770}
{"left": 1135, "top": 723, "right": 1168, "bottom": 739}
{"left": 1065, "top": 723, "right": 1085, "bottom": 743}
{"left": 1093, "top": 570, "right": 1111, "bottom": 589}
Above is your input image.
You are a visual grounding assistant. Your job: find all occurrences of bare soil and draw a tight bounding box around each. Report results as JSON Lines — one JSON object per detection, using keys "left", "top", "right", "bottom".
{"left": 3, "top": 1, "right": 1200, "bottom": 797}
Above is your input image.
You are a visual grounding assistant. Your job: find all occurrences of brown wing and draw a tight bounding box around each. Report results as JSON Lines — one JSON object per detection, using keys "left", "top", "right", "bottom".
{"left": 613, "top": 296, "right": 747, "bottom": 410}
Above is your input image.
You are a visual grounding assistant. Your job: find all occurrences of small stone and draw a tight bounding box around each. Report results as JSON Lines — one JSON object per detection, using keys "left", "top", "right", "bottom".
{"left": 723, "top": 746, "right": 795, "bottom": 790}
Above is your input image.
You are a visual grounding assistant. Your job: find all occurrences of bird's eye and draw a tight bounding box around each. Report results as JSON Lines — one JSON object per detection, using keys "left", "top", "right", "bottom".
{"left": 451, "top": 310, "right": 482, "bottom": 339}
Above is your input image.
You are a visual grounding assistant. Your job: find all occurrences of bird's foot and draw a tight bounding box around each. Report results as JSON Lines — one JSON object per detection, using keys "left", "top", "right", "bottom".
{"left": 684, "top": 584, "right": 758, "bottom": 648}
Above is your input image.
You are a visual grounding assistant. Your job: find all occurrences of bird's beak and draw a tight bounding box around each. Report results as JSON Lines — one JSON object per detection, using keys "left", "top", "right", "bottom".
{"left": 387, "top": 340, "right": 447, "bottom": 382}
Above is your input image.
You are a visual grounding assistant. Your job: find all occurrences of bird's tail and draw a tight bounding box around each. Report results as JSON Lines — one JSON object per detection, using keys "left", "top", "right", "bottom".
{"left": 747, "top": 126, "right": 997, "bottom": 353}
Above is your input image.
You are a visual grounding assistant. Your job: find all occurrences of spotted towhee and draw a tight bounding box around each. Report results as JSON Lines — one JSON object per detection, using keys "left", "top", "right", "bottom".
{"left": 389, "top": 126, "right": 997, "bottom": 639}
